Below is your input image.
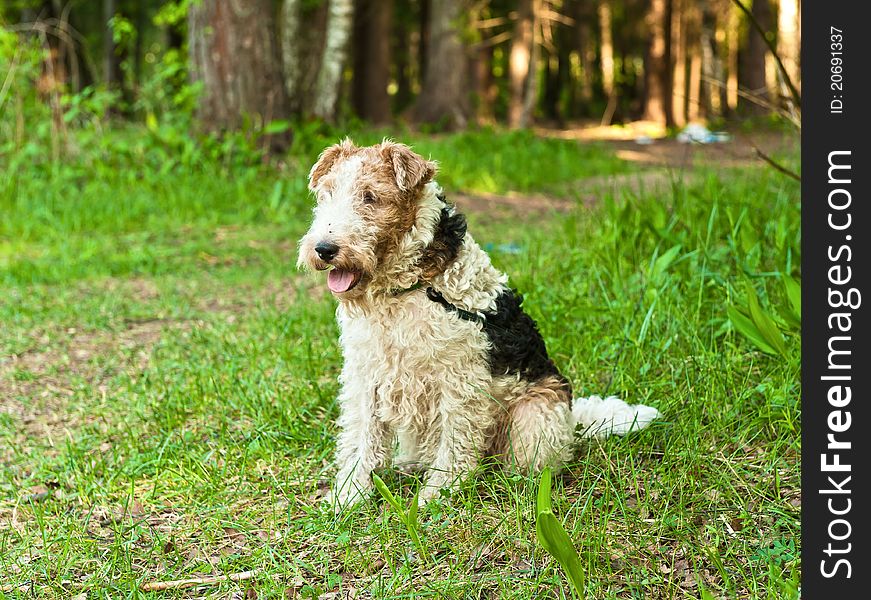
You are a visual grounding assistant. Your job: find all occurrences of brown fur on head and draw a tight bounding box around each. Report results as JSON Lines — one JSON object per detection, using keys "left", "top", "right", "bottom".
{"left": 379, "top": 140, "right": 438, "bottom": 192}
{"left": 308, "top": 138, "right": 438, "bottom": 193}
{"left": 308, "top": 138, "right": 358, "bottom": 190}
{"left": 298, "top": 139, "right": 440, "bottom": 298}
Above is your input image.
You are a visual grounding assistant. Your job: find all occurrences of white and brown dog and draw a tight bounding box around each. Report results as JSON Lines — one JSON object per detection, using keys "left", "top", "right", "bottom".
{"left": 298, "top": 139, "right": 660, "bottom": 509}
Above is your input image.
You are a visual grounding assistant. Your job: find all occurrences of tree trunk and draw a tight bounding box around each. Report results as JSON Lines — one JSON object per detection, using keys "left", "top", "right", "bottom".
{"left": 739, "top": 0, "right": 772, "bottom": 114}
{"left": 670, "top": 0, "right": 685, "bottom": 126}
{"left": 573, "top": 0, "right": 594, "bottom": 108}
{"left": 475, "top": 43, "right": 497, "bottom": 124}
{"left": 280, "top": 0, "right": 328, "bottom": 115}
{"left": 726, "top": 4, "right": 739, "bottom": 112}
{"left": 352, "top": 0, "right": 392, "bottom": 123}
{"left": 642, "top": 0, "right": 674, "bottom": 127}
{"left": 699, "top": 2, "right": 725, "bottom": 118}
{"left": 312, "top": 0, "right": 354, "bottom": 121}
{"left": 777, "top": 0, "right": 800, "bottom": 94}
{"left": 598, "top": 0, "right": 618, "bottom": 124}
{"left": 467, "top": 7, "right": 495, "bottom": 124}
{"left": 598, "top": 0, "right": 614, "bottom": 97}
{"left": 414, "top": 0, "right": 469, "bottom": 129}
{"left": 684, "top": 2, "right": 701, "bottom": 122}
{"left": 188, "top": 0, "right": 290, "bottom": 150}
{"left": 508, "top": 0, "right": 535, "bottom": 128}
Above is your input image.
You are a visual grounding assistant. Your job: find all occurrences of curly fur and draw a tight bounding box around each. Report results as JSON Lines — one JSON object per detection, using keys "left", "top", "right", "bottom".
{"left": 297, "top": 139, "right": 661, "bottom": 509}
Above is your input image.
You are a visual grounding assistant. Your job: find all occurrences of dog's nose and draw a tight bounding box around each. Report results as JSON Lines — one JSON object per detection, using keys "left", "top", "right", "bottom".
{"left": 315, "top": 241, "right": 340, "bottom": 262}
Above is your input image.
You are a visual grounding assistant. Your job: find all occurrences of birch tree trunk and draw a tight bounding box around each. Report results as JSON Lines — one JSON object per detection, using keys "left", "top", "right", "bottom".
{"left": 312, "top": 0, "right": 354, "bottom": 121}
{"left": 189, "top": 0, "right": 290, "bottom": 150}
{"left": 280, "top": 0, "right": 328, "bottom": 115}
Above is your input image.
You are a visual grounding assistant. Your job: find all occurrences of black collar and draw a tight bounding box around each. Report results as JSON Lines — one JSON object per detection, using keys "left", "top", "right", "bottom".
{"left": 425, "top": 287, "right": 487, "bottom": 324}
{"left": 389, "top": 282, "right": 486, "bottom": 324}
{"left": 390, "top": 196, "right": 483, "bottom": 323}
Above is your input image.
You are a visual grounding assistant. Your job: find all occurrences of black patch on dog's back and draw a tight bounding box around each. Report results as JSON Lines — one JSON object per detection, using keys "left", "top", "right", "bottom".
{"left": 482, "top": 289, "right": 570, "bottom": 393}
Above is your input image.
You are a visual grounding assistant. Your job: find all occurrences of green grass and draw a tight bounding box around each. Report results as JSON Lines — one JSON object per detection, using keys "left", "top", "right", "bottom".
{"left": 0, "top": 127, "right": 800, "bottom": 598}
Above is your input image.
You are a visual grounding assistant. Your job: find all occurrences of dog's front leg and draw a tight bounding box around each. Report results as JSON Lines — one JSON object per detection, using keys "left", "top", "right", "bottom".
{"left": 328, "top": 383, "right": 390, "bottom": 511}
{"left": 419, "top": 399, "right": 490, "bottom": 504}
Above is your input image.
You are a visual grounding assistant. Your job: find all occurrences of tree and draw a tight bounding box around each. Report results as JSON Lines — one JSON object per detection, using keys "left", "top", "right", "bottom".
{"left": 312, "top": 0, "right": 354, "bottom": 120}
{"left": 739, "top": 0, "right": 772, "bottom": 114}
{"left": 280, "top": 0, "right": 328, "bottom": 115}
{"left": 699, "top": 1, "right": 727, "bottom": 118}
{"left": 352, "top": 0, "right": 392, "bottom": 123}
{"left": 414, "top": 0, "right": 469, "bottom": 129}
{"left": 642, "top": 0, "right": 674, "bottom": 127}
{"left": 508, "top": 0, "right": 535, "bottom": 128}
{"left": 598, "top": 0, "right": 616, "bottom": 124}
{"left": 777, "top": 0, "right": 800, "bottom": 95}
{"left": 188, "top": 0, "right": 289, "bottom": 150}
{"left": 670, "top": 0, "right": 685, "bottom": 125}
{"left": 570, "top": 0, "right": 595, "bottom": 108}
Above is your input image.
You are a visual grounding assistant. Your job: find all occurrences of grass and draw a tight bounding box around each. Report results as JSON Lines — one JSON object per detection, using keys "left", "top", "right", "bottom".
{"left": 0, "top": 127, "right": 800, "bottom": 598}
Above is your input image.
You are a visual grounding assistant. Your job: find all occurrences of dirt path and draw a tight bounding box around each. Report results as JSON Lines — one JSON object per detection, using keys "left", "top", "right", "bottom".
{"left": 455, "top": 126, "right": 797, "bottom": 217}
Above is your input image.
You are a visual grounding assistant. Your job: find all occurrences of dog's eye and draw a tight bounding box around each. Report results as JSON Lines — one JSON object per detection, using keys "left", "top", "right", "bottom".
{"left": 362, "top": 191, "right": 377, "bottom": 204}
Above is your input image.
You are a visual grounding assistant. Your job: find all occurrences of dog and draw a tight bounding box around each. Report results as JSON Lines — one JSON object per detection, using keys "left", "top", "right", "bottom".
{"left": 297, "top": 139, "right": 660, "bottom": 509}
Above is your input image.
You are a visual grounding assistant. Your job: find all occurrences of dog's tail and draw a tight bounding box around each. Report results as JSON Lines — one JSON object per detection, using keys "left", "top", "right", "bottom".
{"left": 571, "top": 395, "right": 661, "bottom": 439}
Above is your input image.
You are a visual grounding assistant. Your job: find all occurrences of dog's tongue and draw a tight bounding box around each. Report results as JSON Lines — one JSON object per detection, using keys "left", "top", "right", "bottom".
{"left": 327, "top": 269, "right": 356, "bottom": 293}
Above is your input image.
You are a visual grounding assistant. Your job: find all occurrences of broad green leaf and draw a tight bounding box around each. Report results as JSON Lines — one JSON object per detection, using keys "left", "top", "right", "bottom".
{"left": 536, "top": 512, "right": 586, "bottom": 595}
{"left": 537, "top": 467, "right": 553, "bottom": 514}
{"left": 535, "top": 469, "right": 585, "bottom": 597}
{"left": 727, "top": 306, "right": 777, "bottom": 355}
{"left": 408, "top": 490, "right": 419, "bottom": 528}
{"left": 372, "top": 473, "right": 402, "bottom": 514}
{"left": 651, "top": 245, "right": 682, "bottom": 279}
{"left": 782, "top": 274, "right": 801, "bottom": 319}
{"left": 700, "top": 589, "right": 716, "bottom": 600}
{"left": 777, "top": 306, "right": 801, "bottom": 330}
{"left": 745, "top": 283, "right": 787, "bottom": 356}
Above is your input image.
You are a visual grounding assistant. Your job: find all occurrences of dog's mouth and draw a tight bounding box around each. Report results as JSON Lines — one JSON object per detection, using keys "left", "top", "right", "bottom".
{"left": 327, "top": 269, "right": 362, "bottom": 294}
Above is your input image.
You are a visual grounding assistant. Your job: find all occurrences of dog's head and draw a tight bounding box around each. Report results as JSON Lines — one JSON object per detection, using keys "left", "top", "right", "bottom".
{"left": 297, "top": 139, "right": 443, "bottom": 298}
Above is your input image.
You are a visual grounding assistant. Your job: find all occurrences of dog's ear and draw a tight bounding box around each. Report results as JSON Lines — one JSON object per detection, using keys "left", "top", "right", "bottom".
{"left": 309, "top": 139, "right": 356, "bottom": 190}
{"left": 381, "top": 141, "right": 438, "bottom": 192}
